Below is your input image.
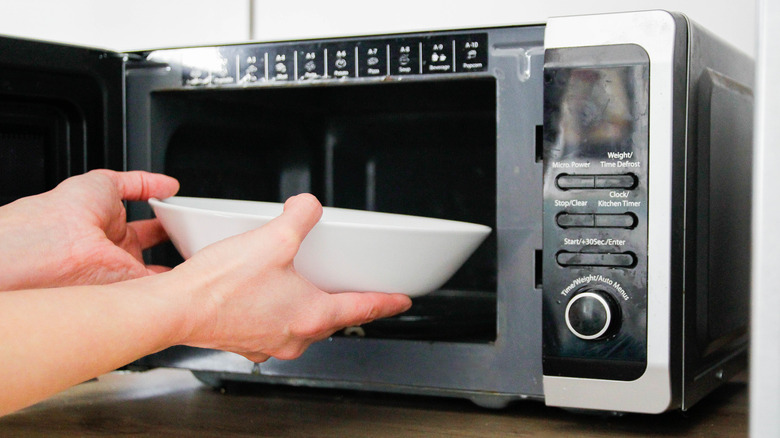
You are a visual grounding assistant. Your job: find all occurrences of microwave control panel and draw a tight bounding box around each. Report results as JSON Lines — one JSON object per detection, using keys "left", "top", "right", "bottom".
{"left": 157, "top": 33, "right": 488, "bottom": 87}
{"left": 542, "top": 44, "right": 650, "bottom": 381}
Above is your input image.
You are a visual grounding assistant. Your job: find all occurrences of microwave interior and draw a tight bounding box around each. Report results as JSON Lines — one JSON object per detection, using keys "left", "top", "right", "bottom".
{"left": 148, "top": 77, "right": 499, "bottom": 343}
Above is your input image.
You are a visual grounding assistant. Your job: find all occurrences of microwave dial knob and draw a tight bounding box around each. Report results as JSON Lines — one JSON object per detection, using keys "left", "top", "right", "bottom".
{"left": 564, "top": 290, "right": 619, "bottom": 340}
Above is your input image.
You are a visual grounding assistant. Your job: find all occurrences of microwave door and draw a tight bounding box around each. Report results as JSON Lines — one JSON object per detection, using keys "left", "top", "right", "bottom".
{"left": 0, "top": 35, "right": 125, "bottom": 205}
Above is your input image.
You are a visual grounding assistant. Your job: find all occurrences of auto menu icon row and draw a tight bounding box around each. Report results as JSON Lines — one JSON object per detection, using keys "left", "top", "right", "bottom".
{"left": 179, "top": 33, "right": 488, "bottom": 86}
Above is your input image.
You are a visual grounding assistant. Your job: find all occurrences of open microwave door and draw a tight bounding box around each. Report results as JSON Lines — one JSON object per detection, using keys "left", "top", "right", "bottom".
{"left": 0, "top": 35, "right": 125, "bottom": 205}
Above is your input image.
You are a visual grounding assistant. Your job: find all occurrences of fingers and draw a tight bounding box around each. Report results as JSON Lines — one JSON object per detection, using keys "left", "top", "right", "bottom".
{"left": 128, "top": 218, "right": 170, "bottom": 250}
{"left": 240, "top": 293, "right": 411, "bottom": 362}
{"left": 280, "top": 193, "right": 323, "bottom": 242}
{"left": 91, "top": 169, "right": 180, "bottom": 202}
{"left": 241, "top": 352, "right": 270, "bottom": 363}
{"left": 326, "top": 292, "right": 412, "bottom": 329}
{"left": 146, "top": 265, "right": 172, "bottom": 275}
{"left": 258, "top": 194, "right": 323, "bottom": 260}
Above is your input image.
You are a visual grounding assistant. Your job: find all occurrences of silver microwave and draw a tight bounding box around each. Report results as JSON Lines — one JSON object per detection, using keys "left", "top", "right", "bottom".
{"left": 0, "top": 10, "right": 753, "bottom": 413}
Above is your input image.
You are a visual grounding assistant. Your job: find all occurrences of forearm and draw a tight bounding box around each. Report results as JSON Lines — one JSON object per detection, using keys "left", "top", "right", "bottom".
{"left": 0, "top": 274, "right": 186, "bottom": 415}
{"left": 0, "top": 192, "right": 412, "bottom": 416}
{"left": 0, "top": 197, "right": 62, "bottom": 291}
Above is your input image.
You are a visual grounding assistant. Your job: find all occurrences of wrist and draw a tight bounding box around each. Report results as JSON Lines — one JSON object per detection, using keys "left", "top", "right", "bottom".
{"left": 0, "top": 200, "right": 56, "bottom": 291}
{"left": 118, "top": 272, "right": 198, "bottom": 352}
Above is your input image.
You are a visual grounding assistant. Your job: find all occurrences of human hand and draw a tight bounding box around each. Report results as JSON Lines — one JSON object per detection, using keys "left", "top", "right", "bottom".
{"left": 167, "top": 193, "right": 413, "bottom": 363}
{"left": 0, "top": 169, "right": 179, "bottom": 291}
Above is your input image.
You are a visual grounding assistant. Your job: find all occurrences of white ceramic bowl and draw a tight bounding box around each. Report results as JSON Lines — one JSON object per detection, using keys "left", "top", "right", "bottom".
{"left": 149, "top": 196, "right": 492, "bottom": 297}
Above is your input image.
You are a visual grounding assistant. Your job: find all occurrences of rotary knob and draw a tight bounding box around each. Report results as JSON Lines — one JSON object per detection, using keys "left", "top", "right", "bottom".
{"left": 565, "top": 290, "right": 620, "bottom": 340}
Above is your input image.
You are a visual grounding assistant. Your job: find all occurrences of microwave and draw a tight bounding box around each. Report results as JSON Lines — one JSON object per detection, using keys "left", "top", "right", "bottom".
{"left": 0, "top": 10, "right": 753, "bottom": 413}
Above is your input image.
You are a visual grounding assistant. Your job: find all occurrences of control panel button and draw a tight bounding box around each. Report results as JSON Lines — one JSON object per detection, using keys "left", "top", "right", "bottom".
{"left": 556, "top": 213, "right": 595, "bottom": 228}
{"left": 358, "top": 41, "right": 388, "bottom": 77}
{"left": 565, "top": 290, "right": 618, "bottom": 340}
{"left": 556, "top": 252, "right": 636, "bottom": 267}
{"left": 182, "top": 47, "right": 235, "bottom": 86}
{"left": 238, "top": 50, "right": 265, "bottom": 84}
{"left": 270, "top": 49, "right": 294, "bottom": 81}
{"left": 423, "top": 38, "right": 455, "bottom": 74}
{"left": 556, "top": 174, "right": 595, "bottom": 189}
{"left": 595, "top": 174, "right": 637, "bottom": 189}
{"left": 594, "top": 213, "right": 637, "bottom": 228}
{"left": 390, "top": 40, "right": 421, "bottom": 75}
{"left": 326, "top": 45, "right": 355, "bottom": 78}
{"left": 455, "top": 34, "right": 488, "bottom": 72}
{"left": 297, "top": 46, "right": 325, "bottom": 80}
{"left": 556, "top": 174, "right": 638, "bottom": 190}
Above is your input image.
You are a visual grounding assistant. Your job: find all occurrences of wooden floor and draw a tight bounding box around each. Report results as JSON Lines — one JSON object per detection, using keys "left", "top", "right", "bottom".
{"left": 0, "top": 368, "right": 747, "bottom": 437}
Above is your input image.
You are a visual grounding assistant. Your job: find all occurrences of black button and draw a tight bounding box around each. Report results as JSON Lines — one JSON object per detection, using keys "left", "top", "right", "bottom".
{"left": 595, "top": 174, "right": 637, "bottom": 189}
{"left": 358, "top": 41, "right": 388, "bottom": 77}
{"left": 237, "top": 48, "right": 265, "bottom": 84}
{"left": 269, "top": 48, "right": 295, "bottom": 81}
{"left": 326, "top": 45, "right": 355, "bottom": 78}
{"left": 297, "top": 46, "right": 326, "bottom": 80}
{"left": 455, "top": 34, "right": 488, "bottom": 73}
{"left": 594, "top": 213, "right": 637, "bottom": 228}
{"left": 389, "top": 39, "right": 421, "bottom": 75}
{"left": 556, "top": 213, "right": 595, "bottom": 228}
{"left": 565, "top": 291, "right": 615, "bottom": 340}
{"left": 423, "top": 38, "right": 455, "bottom": 74}
{"left": 556, "top": 252, "right": 636, "bottom": 267}
{"left": 556, "top": 175, "right": 595, "bottom": 189}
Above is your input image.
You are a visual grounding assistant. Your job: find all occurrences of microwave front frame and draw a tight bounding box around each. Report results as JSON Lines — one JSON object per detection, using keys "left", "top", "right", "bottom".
{"left": 125, "top": 25, "right": 548, "bottom": 405}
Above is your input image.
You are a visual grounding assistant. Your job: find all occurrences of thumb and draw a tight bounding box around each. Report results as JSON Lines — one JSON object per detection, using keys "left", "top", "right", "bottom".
{"left": 326, "top": 292, "right": 413, "bottom": 328}
{"left": 255, "top": 194, "right": 323, "bottom": 261}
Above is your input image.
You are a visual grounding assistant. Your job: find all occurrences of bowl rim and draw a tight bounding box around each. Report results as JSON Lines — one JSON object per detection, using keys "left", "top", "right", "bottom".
{"left": 149, "top": 196, "right": 493, "bottom": 235}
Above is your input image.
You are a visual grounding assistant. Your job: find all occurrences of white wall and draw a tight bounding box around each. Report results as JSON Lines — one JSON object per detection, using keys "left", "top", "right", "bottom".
{"left": 0, "top": 0, "right": 250, "bottom": 51}
{"left": 0, "top": 1, "right": 757, "bottom": 56}
{"left": 252, "top": 0, "right": 756, "bottom": 57}
{"left": 751, "top": 0, "right": 780, "bottom": 435}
